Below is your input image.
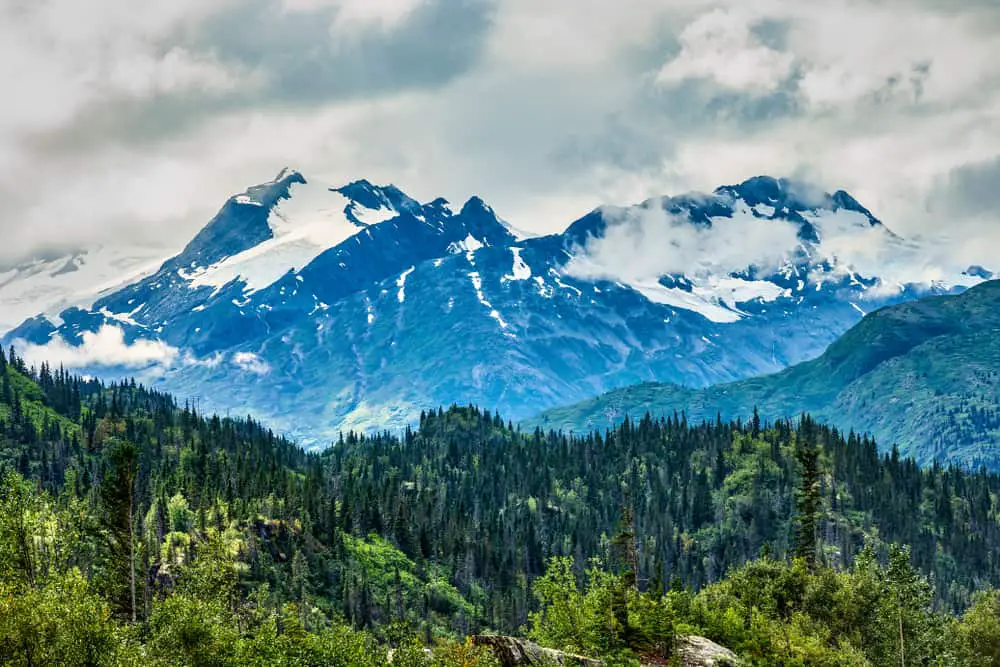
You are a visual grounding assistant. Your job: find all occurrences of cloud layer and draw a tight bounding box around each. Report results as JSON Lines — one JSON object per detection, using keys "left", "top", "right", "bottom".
{"left": 2, "top": 0, "right": 999, "bottom": 267}
{"left": 564, "top": 197, "right": 984, "bottom": 295}
{"left": 15, "top": 325, "right": 179, "bottom": 370}
{"left": 564, "top": 201, "right": 803, "bottom": 282}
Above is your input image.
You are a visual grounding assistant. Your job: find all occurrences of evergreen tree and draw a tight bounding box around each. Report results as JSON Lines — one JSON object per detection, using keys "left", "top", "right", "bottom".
{"left": 99, "top": 438, "right": 139, "bottom": 622}
{"left": 794, "top": 419, "right": 822, "bottom": 569}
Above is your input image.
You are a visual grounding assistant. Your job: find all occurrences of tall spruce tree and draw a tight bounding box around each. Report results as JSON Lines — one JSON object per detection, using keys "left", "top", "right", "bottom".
{"left": 99, "top": 438, "right": 139, "bottom": 622}
{"left": 794, "top": 418, "right": 822, "bottom": 569}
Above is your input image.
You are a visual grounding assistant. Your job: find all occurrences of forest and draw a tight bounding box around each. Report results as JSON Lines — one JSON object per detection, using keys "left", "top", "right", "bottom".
{"left": 1, "top": 343, "right": 999, "bottom": 665}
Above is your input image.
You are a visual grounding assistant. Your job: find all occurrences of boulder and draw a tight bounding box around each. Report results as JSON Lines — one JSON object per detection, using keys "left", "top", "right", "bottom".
{"left": 674, "top": 636, "right": 740, "bottom": 666}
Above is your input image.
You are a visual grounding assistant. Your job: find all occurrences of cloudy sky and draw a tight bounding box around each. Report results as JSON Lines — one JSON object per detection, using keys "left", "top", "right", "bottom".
{"left": 2, "top": 0, "right": 999, "bottom": 266}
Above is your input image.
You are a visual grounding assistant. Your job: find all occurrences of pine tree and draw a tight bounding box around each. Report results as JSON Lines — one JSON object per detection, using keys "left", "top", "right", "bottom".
{"left": 99, "top": 438, "right": 139, "bottom": 621}
{"left": 794, "top": 419, "right": 821, "bottom": 570}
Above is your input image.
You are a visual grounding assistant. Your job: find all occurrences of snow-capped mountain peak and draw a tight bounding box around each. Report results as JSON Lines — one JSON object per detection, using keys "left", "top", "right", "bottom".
{"left": 173, "top": 174, "right": 438, "bottom": 296}
{"left": 559, "top": 175, "right": 979, "bottom": 327}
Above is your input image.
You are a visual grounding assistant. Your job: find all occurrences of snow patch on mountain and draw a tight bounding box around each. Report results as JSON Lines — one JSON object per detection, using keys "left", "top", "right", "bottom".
{"left": 234, "top": 195, "right": 264, "bottom": 207}
{"left": 502, "top": 247, "right": 531, "bottom": 282}
{"left": 469, "top": 271, "right": 488, "bottom": 306}
{"left": 348, "top": 200, "right": 399, "bottom": 226}
{"left": 449, "top": 234, "right": 485, "bottom": 254}
{"left": 174, "top": 177, "right": 420, "bottom": 295}
{"left": 396, "top": 266, "right": 415, "bottom": 303}
{"left": 703, "top": 277, "right": 788, "bottom": 305}
{"left": 628, "top": 280, "right": 743, "bottom": 323}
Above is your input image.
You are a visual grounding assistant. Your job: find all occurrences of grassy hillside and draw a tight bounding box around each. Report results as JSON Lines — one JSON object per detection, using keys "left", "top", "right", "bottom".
{"left": 529, "top": 280, "right": 1000, "bottom": 470}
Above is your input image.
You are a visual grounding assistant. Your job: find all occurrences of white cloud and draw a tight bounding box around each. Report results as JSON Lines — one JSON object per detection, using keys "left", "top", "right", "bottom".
{"left": 655, "top": 8, "right": 794, "bottom": 94}
{"left": 279, "top": 0, "right": 430, "bottom": 44}
{"left": 332, "top": 0, "right": 426, "bottom": 32}
{"left": 105, "top": 47, "right": 256, "bottom": 99}
{"left": 564, "top": 199, "right": 980, "bottom": 296}
{"left": 0, "top": 0, "right": 241, "bottom": 137}
{"left": 232, "top": 351, "right": 270, "bottom": 375}
{"left": 181, "top": 350, "right": 226, "bottom": 368}
{"left": 14, "top": 325, "right": 179, "bottom": 369}
{"left": 564, "top": 201, "right": 803, "bottom": 283}
{"left": 484, "top": 0, "right": 670, "bottom": 72}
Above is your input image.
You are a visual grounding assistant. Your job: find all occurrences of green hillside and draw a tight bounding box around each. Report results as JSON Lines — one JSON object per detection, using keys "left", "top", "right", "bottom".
{"left": 529, "top": 280, "right": 1000, "bottom": 470}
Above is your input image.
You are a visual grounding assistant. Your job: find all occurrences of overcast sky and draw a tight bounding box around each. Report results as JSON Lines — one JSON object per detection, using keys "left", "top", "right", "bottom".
{"left": 2, "top": 0, "right": 999, "bottom": 266}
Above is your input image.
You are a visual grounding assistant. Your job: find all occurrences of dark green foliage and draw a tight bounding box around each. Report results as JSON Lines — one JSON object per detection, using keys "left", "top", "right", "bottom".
{"left": 99, "top": 437, "right": 139, "bottom": 620}
{"left": 319, "top": 406, "right": 1000, "bottom": 626}
{"left": 793, "top": 418, "right": 821, "bottom": 569}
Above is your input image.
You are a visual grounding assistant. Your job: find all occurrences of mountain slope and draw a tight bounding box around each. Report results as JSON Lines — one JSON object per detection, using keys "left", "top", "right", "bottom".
{"left": 4, "top": 172, "right": 987, "bottom": 446}
{"left": 529, "top": 279, "right": 1000, "bottom": 470}
{"left": 0, "top": 246, "right": 167, "bottom": 334}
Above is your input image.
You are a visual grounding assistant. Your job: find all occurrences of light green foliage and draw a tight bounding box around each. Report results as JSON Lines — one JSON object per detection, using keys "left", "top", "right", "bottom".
{"left": 677, "top": 547, "right": 970, "bottom": 666}
{"left": 167, "top": 493, "right": 195, "bottom": 533}
{"left": 528, "top": 556, "right": 657, "bottom": 665}
{"left": 428, "top": 639, "right": 504, "bottom": 667}
{"left": 236, "top": 619, "right": 387, "bottom": 666}
{"left": 341, "top": 532, "right": 476, "bottom": 630}
{"left": 0, "top": 570, "right": 125, "bottom": 667}
{"left": 529, "top": 557, "right": 602, "bottom": 654}
{"left": 148, "top": 594, "right": 241, "bottom": 667}
{"left": 958, "top": 590, "right": 1000, "bottom": 666}
{"left": 0, "top": 469, "right": 42, "bottom": 586}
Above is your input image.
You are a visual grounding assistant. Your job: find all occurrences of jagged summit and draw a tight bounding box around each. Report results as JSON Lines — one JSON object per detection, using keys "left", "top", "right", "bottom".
{"left": 273, "top": 166, "right": 301, "bottom": 182}
{"left": 562, "top": 175, "right": 881, "bottom": 247}
{"left": 709, "top": 175, "right": 874, "bottom": 222}
{"left": 965, "top": 265, "right": 994, "bottom": 280}
{"left": 333, "top": 179, "right": 422, "bottom": 221}
{"left": 179, "top": 177, "right": 301, "bottom": 269}
{"left": 233, "top": 168, "right": 306, "bottom": 207}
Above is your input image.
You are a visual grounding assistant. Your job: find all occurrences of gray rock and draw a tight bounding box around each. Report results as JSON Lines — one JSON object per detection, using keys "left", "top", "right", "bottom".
{"left": 674, "top": 635, "right": 740, "bottom": 666}
{"left": 470, "top": 634, "right": 739, "bottom": 667}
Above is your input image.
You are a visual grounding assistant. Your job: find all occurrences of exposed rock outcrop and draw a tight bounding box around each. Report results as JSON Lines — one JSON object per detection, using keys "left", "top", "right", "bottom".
{"left": 674, "top": 635, "right": 740, "bottom": 666}
{"left": 471, "top": 636, "right": 602, "bottom": 666}
{"left": 469, "top": 635, "right": 739, "bottom": 667}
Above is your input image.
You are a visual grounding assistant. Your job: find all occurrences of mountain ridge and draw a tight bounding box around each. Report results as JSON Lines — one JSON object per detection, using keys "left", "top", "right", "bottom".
{"left": 3, "top": 171, "right": 987, "bottom": 446}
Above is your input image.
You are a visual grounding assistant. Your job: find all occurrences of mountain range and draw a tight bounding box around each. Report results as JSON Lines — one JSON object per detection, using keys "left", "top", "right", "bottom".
{"left": 2, "top": 170, "right": 988, "bottom": 447}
